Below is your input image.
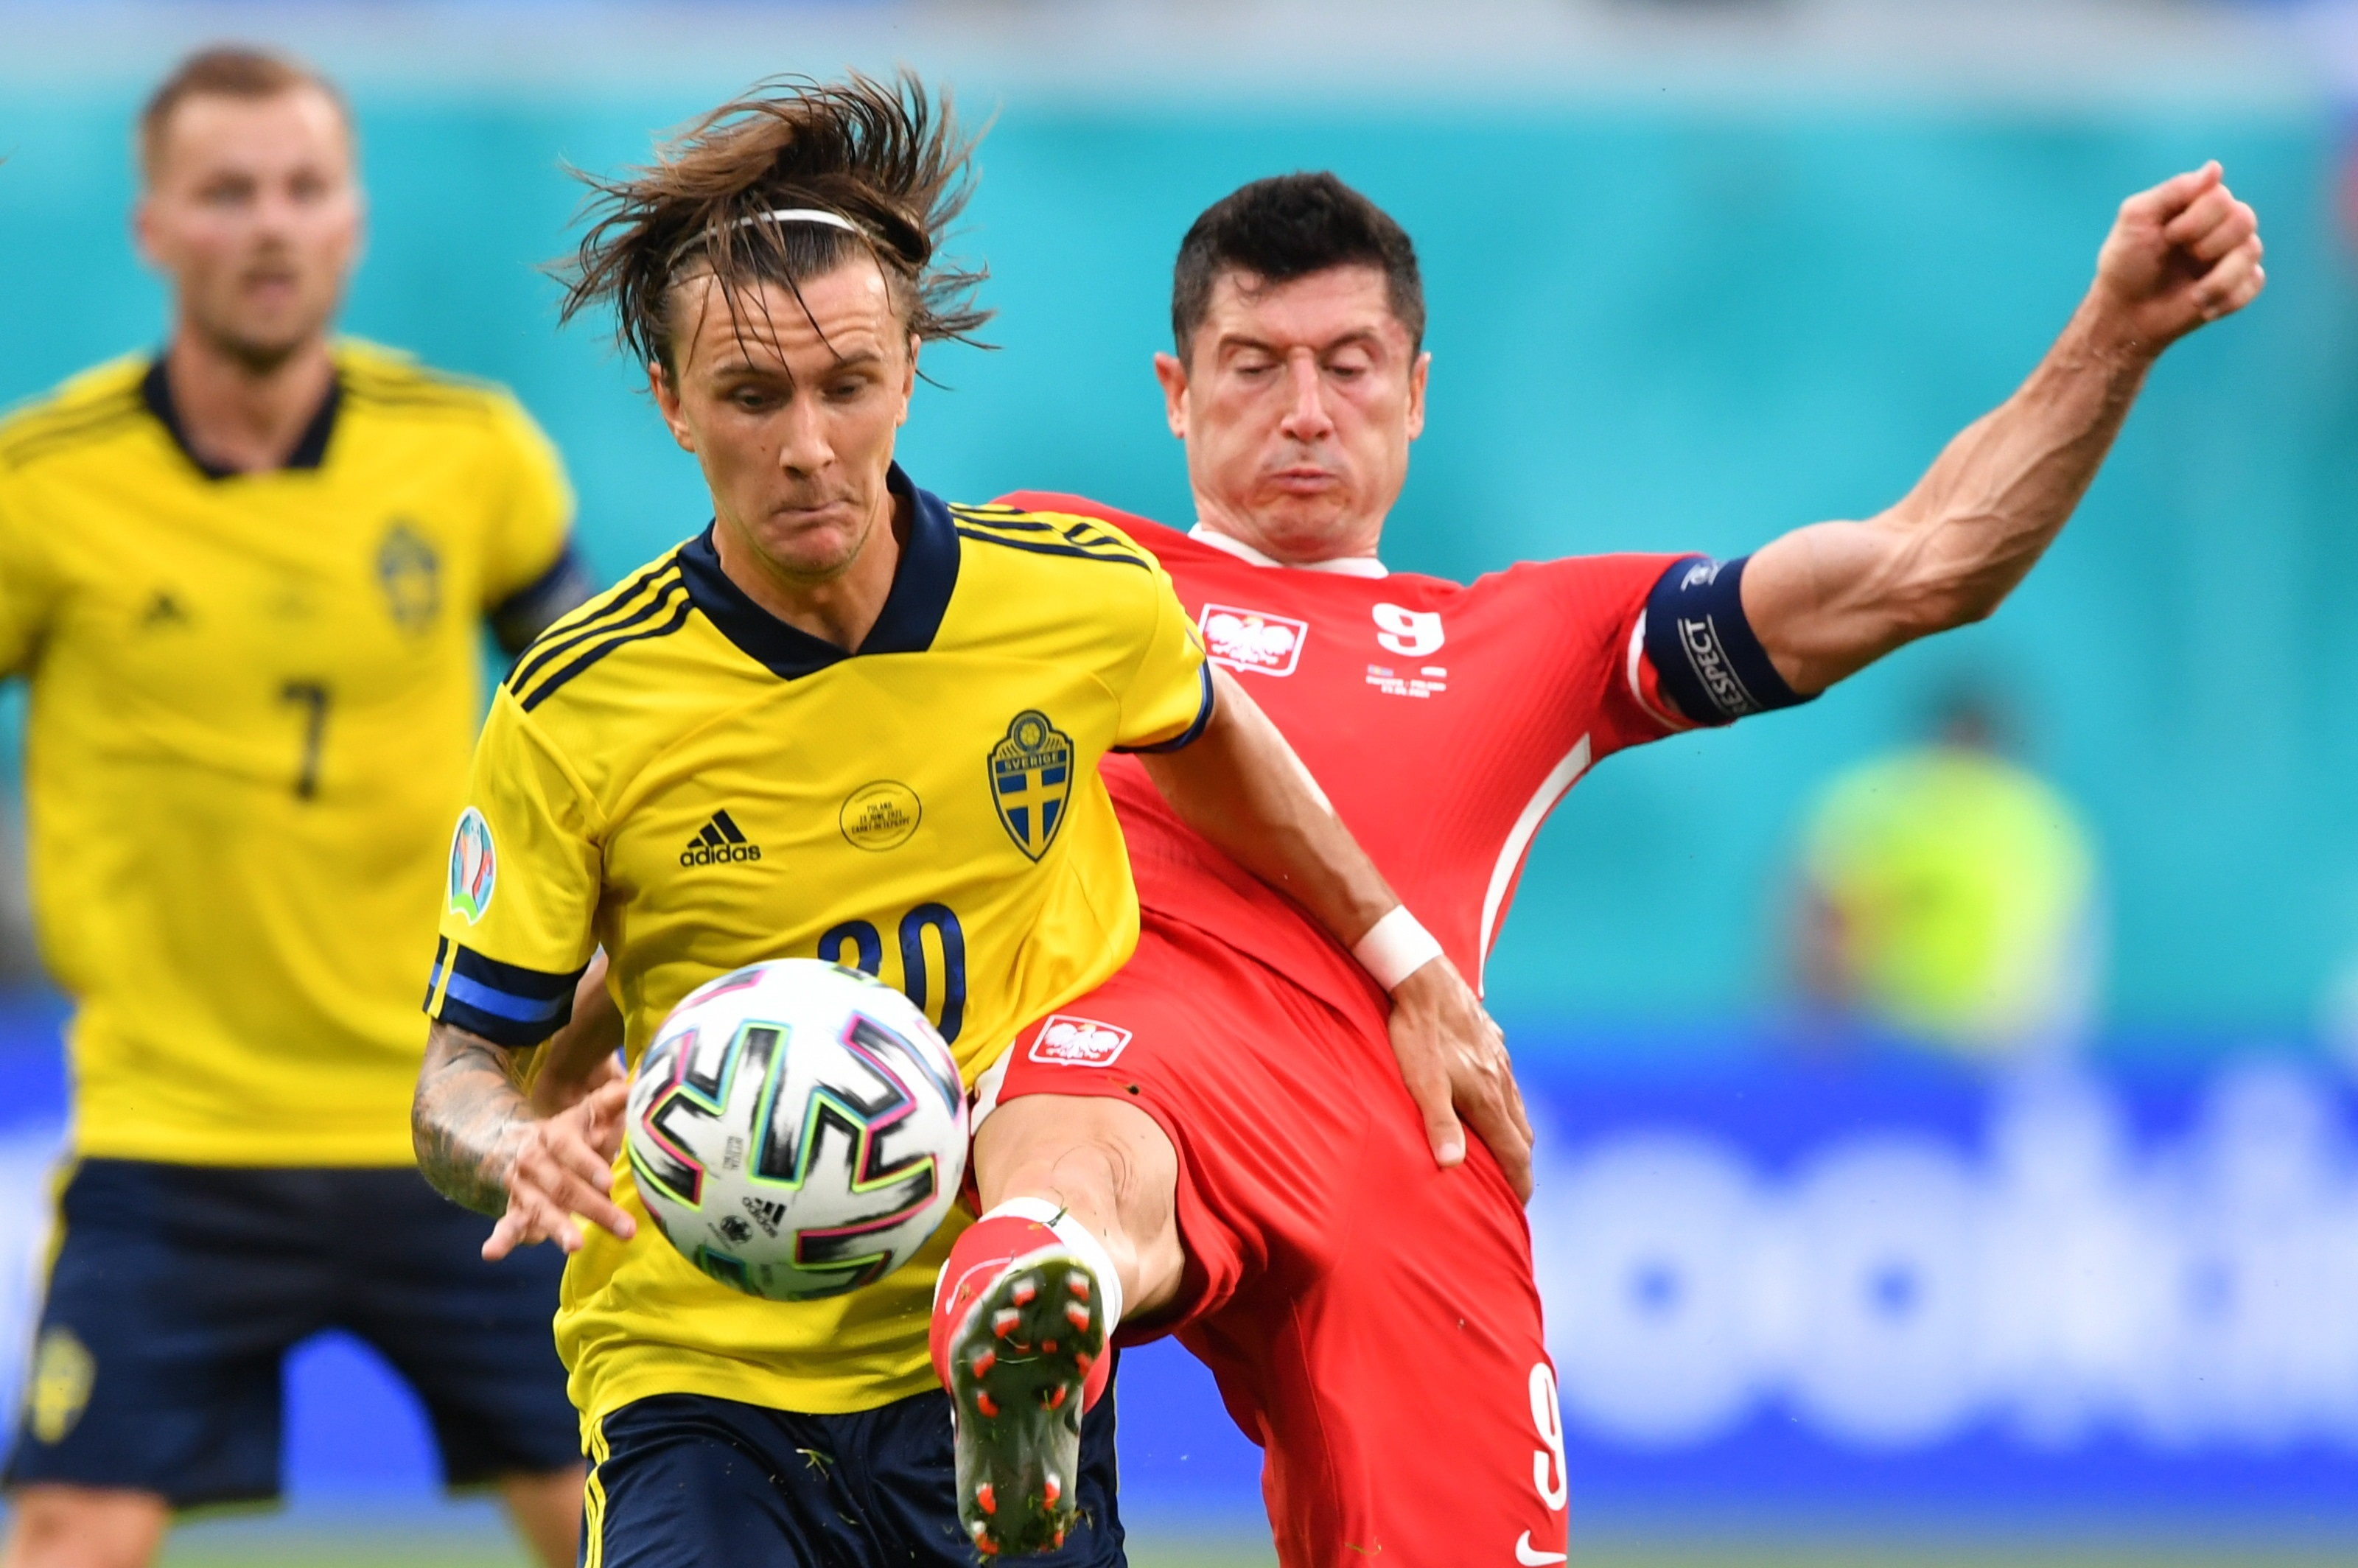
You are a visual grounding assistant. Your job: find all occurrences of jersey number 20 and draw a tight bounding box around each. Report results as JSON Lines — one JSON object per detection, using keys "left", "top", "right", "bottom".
{"left": 816, "top": 904, "right": 966, "bottom": 1045}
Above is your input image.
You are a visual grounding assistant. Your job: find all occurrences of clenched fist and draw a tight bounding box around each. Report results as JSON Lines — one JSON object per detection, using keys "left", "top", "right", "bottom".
{"left": 2093, "top": 161, "right": 2264, "bottom": 351}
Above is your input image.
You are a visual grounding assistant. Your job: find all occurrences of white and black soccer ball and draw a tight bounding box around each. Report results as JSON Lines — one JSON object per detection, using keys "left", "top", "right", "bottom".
{"left": 624, "top": 959, "right": 969, "bottom": 1301}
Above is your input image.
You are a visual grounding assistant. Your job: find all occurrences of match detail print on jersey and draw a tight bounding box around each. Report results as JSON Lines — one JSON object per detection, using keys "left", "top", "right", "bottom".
{"left": 1198, "top": 603, "right": 1308, "bottom": 676}
{"left": 840, "top": 781, "right": 922, "bottom": 851}
{"left": 1365, "top": 603, "right": 1449, "bottom": 697}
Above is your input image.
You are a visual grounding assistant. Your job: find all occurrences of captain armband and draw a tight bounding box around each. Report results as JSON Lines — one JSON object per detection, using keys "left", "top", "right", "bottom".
{"left": 490, "top": 542, "right": 598, "bottom": 657}
{"left": 1640, "top": 555, "right": 1817, "bottom": 727}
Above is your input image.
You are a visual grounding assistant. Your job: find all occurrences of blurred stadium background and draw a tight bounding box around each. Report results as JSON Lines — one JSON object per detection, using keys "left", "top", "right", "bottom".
{"left": 10, "top": 0, "right": 2358, "bottom": 1562}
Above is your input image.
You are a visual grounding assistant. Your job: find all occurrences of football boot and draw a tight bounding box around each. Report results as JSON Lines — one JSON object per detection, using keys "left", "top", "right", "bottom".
{"left": 941, "top": 1245, "right": 1107, "bottom": 1555}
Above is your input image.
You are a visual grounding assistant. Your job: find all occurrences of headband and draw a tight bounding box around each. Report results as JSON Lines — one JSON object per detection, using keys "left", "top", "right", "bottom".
{"left": 741, "top": 207, "right": 861, "bottom": 236}
{"left": 669, "top": 207, "right": 866, "bottom": 267}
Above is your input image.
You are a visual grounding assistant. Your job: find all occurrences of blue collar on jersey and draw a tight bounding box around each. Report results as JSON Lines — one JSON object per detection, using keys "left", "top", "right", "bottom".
{"left": 141, "top": 354, "right": 340, "bottom": 480}
{"left": 678, "top": 462, "right": 961, "bottom": 679}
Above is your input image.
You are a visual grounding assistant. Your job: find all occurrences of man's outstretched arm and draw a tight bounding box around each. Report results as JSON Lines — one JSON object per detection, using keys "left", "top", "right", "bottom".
{"left": 1138, "top": 665, "right": 1535, "bottom": 1199}
{"left": 1740, "top": 161, "right": 2264, "bottom": 694}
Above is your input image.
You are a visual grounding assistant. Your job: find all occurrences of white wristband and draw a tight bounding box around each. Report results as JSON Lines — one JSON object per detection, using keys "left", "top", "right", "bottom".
{"left": 1353, "top": 906, "right": 1444, "bottom": 992}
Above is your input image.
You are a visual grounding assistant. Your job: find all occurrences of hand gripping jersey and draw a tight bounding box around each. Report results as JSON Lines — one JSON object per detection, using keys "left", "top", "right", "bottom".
{"left": 0, "top": 344, "right": 575, "bottom": 1166}
{"left": 996, "top": 493, "right": 1693, "bottom": 1009}
{"left": 425, "top": 470, "right": 1210, "bottom": 1421}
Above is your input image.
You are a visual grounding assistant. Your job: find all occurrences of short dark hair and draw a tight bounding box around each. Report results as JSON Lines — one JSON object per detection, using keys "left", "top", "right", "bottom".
{"left": 560, "top": 71, "right": 987, "bottom": 378}
{"left": 1171, "top": 172, "right": 1424, "bottom": 357}
{"left": 140, "top": 46, "right": 349, "bottom": 183}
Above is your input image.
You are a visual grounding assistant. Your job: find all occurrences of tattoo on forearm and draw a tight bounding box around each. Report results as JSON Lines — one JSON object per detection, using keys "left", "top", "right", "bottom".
{"left": 413, "top": 1023, "right": 537, "bottom": 1215}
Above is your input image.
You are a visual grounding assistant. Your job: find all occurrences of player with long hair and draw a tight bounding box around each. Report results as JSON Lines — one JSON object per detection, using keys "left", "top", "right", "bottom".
{"left": 408, "top": 74, "right": 1514, "bottom": 1566}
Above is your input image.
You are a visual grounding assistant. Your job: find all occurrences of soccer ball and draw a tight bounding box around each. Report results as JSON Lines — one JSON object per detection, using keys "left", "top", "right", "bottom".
{"left": 623, "top": 959, "right": 969, "bottom": 1301}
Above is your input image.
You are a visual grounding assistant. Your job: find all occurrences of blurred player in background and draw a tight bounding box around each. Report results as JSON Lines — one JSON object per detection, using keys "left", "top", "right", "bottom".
{"left": 0, "top": 47, "right": 594, "bottom": 1568}
{"left": 407, "top": 74, "right": 1501, "bottom": 1567}
{"left": 1794, "top": 685, "right": 2102, "bottom": 1064}
{"left": 940, "top": 164, "right": 2263, "bottom": 1562}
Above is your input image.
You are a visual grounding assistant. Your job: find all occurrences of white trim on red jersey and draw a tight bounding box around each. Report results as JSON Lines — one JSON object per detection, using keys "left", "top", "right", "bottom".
{"left": 1478, "top": 733, "right": 1593, "bottom": 992}
{"left": 1187, "top": 523, "right": 1390, "bottom": 578}
{"left": 1625, "top": 611, "right": 1697, "bottom": 733}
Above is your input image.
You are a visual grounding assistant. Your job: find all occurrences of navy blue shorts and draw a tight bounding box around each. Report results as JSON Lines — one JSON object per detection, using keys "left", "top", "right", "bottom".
{"left": 584, "top": 1374, "right": 1125, "bottom": 1567}
{"left": 3, "top": 1158, "right": 580, "bottom": 1507}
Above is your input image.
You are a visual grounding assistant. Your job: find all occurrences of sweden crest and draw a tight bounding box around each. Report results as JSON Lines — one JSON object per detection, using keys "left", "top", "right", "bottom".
{"left": 377, "top": 520, "right": 442, "bottom": 634}
{"left": 989, "top": 710, "right": 1074, "bottom": 861}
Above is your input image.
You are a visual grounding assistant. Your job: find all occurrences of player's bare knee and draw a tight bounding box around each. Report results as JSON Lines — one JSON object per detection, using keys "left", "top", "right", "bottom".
{"left": 3, "top": 1486, "right": 166, "bottom": 1568}
{"left": 1061, "top": 1130, "right": 1166, "bottom": 1234}
{"left": 979, "top": 1096, "right": 1169, "bottom": 1191}
{"left": 976, "top": 1112, "right": 1126, "bottom": 1214}
{"left": 975, "top": 1094, "right": 1178, "bottom": 1238}
{"left": 497, "top": 1466, "right": 586, "bottom": 1568}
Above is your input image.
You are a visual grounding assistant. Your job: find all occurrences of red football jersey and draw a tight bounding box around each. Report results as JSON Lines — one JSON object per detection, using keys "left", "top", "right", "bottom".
{"left": 996, "top": 492, "right": 1696, "bottom": 1015}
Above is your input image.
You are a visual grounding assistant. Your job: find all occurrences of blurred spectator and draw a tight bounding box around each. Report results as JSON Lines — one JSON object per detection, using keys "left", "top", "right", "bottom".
{"left": 1792, "top": 688, "right": 2101, "bottom": 1064}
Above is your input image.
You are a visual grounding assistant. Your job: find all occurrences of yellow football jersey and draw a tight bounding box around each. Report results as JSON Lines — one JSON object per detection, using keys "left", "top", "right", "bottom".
{"left": 0, "top": 341, "right": 578, "bottom": 1166}
{"left": 426, "top": 466, "right": 1211, "bottom": 1419}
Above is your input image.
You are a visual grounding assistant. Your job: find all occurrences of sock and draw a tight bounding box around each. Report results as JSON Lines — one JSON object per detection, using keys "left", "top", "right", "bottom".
{"left": 931, "top": 1197, "right": 1124, "bottom": 1410}
{"left": 986, "top": 1196, "right": 1127, "bottom": 1335}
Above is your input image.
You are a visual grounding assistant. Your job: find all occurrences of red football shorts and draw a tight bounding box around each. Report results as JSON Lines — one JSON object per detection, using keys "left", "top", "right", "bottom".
{"left": 988, "top": 914, "right": 1572, "bottom": 1566}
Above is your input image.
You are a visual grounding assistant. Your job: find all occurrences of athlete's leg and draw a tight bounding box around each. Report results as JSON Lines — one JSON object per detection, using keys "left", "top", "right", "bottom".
{"left": 1188, "top": 1119, "right": 1569, "bottom": 1566}
{"left": 970, "top": 1093, "right": 1185, "bottom": 1320}
{"left": 584, "top": 1397, "right": 806, "bottom": 1568}
{"left": 928, "top": 1093, "right": 1182, "bottom": 1555}
{"left": 955, "top": 918, "right": 1569, "bottom": 1564}
{"left": 934, "top": 923, "right": 1348, "bottom": 1556}
{"left": 4, "top": 1161, "right": 328, "bottom": 1553}
{"left": 498, "top": 1469, "right": 589, "bottom": 1568}
{"left": 846, "top": 1379, "right": 1125, "bottom": 1567}
{"left": 584, "top": 1387, "right": 1124, "bottom": 1568}
{"left": 0, "top": 1486, "right": 166, "bottom": 1568}
{"left": 933, "top": 1009, "right": 1192, "bottom": 1555}
{"left": 332, "top": 1169, "right": 581, "bottom": 1568}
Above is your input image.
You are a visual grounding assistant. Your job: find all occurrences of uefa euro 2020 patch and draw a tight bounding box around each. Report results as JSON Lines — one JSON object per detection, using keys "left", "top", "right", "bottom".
{"left": 1027, "top": 1015, "right": 1132, "bottom": 1068}
{"left": 447, "top": 807, "right": 497, "bottom": 923}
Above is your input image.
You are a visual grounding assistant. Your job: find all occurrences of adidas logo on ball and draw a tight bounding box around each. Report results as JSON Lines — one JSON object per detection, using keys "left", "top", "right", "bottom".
{"left": 681, "top": 809, "right": 763, "bottom": 866}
